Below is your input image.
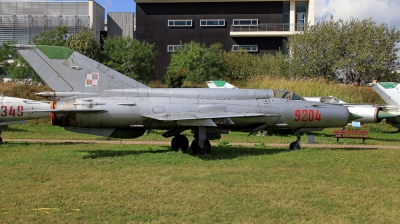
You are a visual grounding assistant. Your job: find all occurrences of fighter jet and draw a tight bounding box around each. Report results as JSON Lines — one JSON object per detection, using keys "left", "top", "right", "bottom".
{"left": 14, "top": 45, "right": 360, "bottom": 153}
{"left": 371, "top": 82, "right": 400, "bottom": 130}
{"left": 302, "top": 96, "right": 396, "bottom": 125}
{"left": 0, "top": 94, "right": 51, "bottom": 144}
{"left": 207, "top": 80, "right": 396, "bottom": 125}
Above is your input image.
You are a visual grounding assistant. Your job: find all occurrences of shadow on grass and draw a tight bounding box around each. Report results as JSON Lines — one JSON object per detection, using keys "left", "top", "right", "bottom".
{"left": 2, "top": 141, "right": 91, "bottom": 146}
{"left": 81, "top": 147, "right": 171, "bottom": 159}
{"left": 196, "top": 146, "right": 288, "bottom": 161}
{"left": 0, "top": 127, "right": 29, "bottom": 132}
{"left": 80, "top": 146, "right": 289, "bottom": 160}
{"left": 319, "top": 147, "right": 379, "bottom": 151}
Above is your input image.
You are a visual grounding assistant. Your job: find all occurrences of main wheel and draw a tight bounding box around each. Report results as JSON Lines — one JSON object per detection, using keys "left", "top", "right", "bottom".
{"left": 289, "top": 142, "right": 300, "bottom": 150}
{"left": 0, "top": 137, "right": 2, "bottom": 145}
{"left": 191, "top": 139, "right": 211, "bottom": 155}
{"left": 171, "top": 134, "right": 189, "bottom": 151}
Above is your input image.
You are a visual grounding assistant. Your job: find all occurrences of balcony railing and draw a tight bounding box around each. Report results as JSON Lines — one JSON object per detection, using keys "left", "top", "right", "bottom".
{"left": 231, "top": 23, "right": 305, "bottom": 32}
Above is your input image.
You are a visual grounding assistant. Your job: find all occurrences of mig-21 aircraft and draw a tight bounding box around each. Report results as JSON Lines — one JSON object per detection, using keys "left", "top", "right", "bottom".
{"left": 0, "top": 94, "right": 51, "bottom": 144}
{"left": 14, "top": 45, "right": 361, "bottom": 154}
{"left": 371, "top": 82, "right": 400, "bottom": 130}
{"left": 207, "top": 80, "right": 396, "bottom": 125}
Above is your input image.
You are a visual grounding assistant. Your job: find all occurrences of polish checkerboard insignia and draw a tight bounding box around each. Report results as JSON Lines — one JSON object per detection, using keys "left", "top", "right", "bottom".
{"left": 85, "top": 73, "right": 99, "bottom": 86}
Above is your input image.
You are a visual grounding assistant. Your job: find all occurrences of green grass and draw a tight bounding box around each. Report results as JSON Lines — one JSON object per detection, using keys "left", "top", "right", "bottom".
{"left": 3, "top": 120, "right": 400, "bottom": 146}
{"left": 1, "top": 81, "right": 399, "bottom": 223}
{"left": 0, "top": 142, "right": 399, "bottom": 223}
{"left": 1, "top": 122, "right": 400, "bottom": 223}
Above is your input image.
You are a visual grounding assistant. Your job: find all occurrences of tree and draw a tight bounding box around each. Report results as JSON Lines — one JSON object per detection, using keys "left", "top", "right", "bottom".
{"left": 66, "top": 27, "right": 102, "bottom": 61}
{"left": 286, "top": 17, "right": 400, "bottom": 84}
{"left": 31, "top": 26, "right": 69, "bottom": 46}
{"left": 0, "top": 41, "right": 16, "bottom": 82}
{"left": 8, "top": 56, "right": 44, "bottom": 84}
{"left": 220, "top": 50, "right": 289, "bottom": 80}
{"left": 102, "top": 36, "right": 157, "bottom": 82}
{"left": 0, "top": 40, "right": 43, "bottom": 84}
{"left": 9, "top": 25, "right": 70, "bottom": 83}
{"left": 165, "top": 42, "right": 228, "bottom": 87}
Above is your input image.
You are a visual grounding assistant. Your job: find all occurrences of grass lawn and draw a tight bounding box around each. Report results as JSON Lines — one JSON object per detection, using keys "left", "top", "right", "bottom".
{"left": 0, "top": 121, "right": 399, "bottom": 223}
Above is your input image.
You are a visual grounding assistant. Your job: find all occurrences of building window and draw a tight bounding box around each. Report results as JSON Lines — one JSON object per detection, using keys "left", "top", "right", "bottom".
{"left": 200, "top": 19, "right": 225, "bottom": 27}
{"left": 167, "top": 45, "right": 189, "bottom": 52}
{"left": 232, "top": 45, "right": 258, "bottom": 52}
{"left": 168, "top": 20, "right": 192, "bottom": 27}
{"left": 296, "top": 2, "right": 308, "bottom": 31}
{"left": 233, "top": 19, "right": 258, "bottom": 26}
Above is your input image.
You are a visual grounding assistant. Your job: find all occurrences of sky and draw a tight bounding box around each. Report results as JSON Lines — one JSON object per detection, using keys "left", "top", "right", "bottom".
{"left": 96, "top": 0, "right": 400, "bottom": 29}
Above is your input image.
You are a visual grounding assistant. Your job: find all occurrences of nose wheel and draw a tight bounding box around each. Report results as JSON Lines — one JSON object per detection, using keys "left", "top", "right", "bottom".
{"left": 171, "top": 134, "right": 189, "bottom": 152}
{"left": 289, "top": 142, "right": 300, "bottom": 150}
{"left": 289, "top": 130, "right": 301, "bottom": 150}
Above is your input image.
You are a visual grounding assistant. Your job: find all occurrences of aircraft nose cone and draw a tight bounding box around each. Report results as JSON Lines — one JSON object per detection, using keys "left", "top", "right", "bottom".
{"left": 348, "top": 112, "right": 363, "bottom": 122}
{"left": 377, "top": 110, "right": 397, "bottom": 119}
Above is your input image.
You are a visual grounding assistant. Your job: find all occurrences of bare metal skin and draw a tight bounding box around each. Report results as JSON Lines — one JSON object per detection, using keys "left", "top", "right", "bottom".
{"left": 15, "top": 45, "right": 354, "bottom": 153}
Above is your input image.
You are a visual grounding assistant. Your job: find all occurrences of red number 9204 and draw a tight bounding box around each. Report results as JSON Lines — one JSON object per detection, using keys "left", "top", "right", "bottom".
{"left": 294, "top": 109, "right": 321, "bottom": 122}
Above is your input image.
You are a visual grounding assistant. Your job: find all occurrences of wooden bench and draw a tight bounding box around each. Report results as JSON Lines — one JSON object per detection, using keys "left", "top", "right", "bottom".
{"left": 332, "top": 130, "right": 371, "bottom": 144}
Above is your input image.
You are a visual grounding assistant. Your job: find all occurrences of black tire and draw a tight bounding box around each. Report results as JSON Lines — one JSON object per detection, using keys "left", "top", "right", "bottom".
{"left": 176, "top": 134, "right": 189, "bottom": 152}
{"left": 171, "top": 134, "right": 189, "bottom": 151}
{"left": 171, "top": 136, "right": 180, "bottom": 151}
{"left": 289, "top": 142, "right": 300, "bottom": 150}
{"left": 0, "top": 137, "right": 2, "bottom": 145}
{"left": 191, "top": 139, "right": 211, "bottom": 155}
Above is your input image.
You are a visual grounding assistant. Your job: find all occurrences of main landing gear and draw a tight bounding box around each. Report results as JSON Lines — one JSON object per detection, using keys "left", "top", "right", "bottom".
{"left": 171, "top": 134, "right": 189, "bottom": 152}
{"left": 170, "top": 134, "right": 211, "bottom": 155}
{"left": 0, "top": 129, "right": 3, "bottom": 145}
{"left": 289, "top": 130, "right": 301, "bottom": 150}
{"left": 190, "top": 138, "right": 211, "bottom": 155}
{"left": 165, "top": 127, "right": 215, "bottom": 155}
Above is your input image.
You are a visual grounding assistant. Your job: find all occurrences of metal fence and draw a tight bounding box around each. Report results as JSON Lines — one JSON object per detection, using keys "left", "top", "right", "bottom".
{"left": 230, "top": 23, "right": 305, "bottom": 32}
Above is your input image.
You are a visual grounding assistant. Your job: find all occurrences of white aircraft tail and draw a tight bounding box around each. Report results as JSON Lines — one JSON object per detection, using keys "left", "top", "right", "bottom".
{"left": 372, "top": 82, "right": 400, "bottom": 106}
{"left": 14, "top": 45, "right": 149, "bottom": 95}
{"left": 206, "top": 80, "right": 238, "bottom": 89}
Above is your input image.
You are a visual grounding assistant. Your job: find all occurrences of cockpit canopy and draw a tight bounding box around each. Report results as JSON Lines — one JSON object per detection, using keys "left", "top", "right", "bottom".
{"left": 273, "top": 90, "right": 304, "bottom": 100}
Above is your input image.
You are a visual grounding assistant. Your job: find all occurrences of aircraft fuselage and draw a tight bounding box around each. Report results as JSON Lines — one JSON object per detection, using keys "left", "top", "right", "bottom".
{"left": 0, "top": 96, "right": 50, "bottom": 123}
{"left": 50, "top": 88, "right": 350, "bottom": 138}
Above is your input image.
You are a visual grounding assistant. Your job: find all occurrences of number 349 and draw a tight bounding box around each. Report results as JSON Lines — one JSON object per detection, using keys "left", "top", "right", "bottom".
{"left": 294, "top": 109, "right": 321, "bottom": 122}
{"left": 1, "top": 106, "right": 24, "bottom": 117}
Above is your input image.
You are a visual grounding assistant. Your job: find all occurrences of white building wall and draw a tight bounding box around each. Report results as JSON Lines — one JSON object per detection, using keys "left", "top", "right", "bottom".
{"left": 88, "top": 0, "right": 105, "bottom": 42}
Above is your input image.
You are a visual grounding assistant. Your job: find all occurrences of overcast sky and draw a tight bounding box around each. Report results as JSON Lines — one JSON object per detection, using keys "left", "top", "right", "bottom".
{"left": 316, "top": 0, "right": 400, "bottom": 28}
{"left": 97, "top": 0, "right": 400, "bottom": 29}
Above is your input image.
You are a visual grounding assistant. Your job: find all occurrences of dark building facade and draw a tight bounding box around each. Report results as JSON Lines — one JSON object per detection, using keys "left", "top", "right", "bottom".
{"left": 135, "top": 0, "right": 314, "bottom": 80}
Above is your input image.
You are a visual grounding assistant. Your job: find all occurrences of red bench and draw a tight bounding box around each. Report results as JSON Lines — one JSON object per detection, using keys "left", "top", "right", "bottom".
{"left": 332, "top": 130, "right": 371, "bottom": 144}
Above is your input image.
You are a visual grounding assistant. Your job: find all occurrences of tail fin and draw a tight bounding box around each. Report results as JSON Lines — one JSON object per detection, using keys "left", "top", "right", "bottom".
{"left": 14, "top": 45, "right": 149, "bottom": 95}
{"left": 372, "top": 82, "right": 400, "bottom": 105}
{"left": 206, "top": 80, "right": 238, "bottom": 89}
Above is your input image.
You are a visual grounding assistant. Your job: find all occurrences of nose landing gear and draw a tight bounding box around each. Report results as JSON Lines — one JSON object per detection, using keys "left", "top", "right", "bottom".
{"left": 289, "top": 130, "right": 301, "bottom": 150}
